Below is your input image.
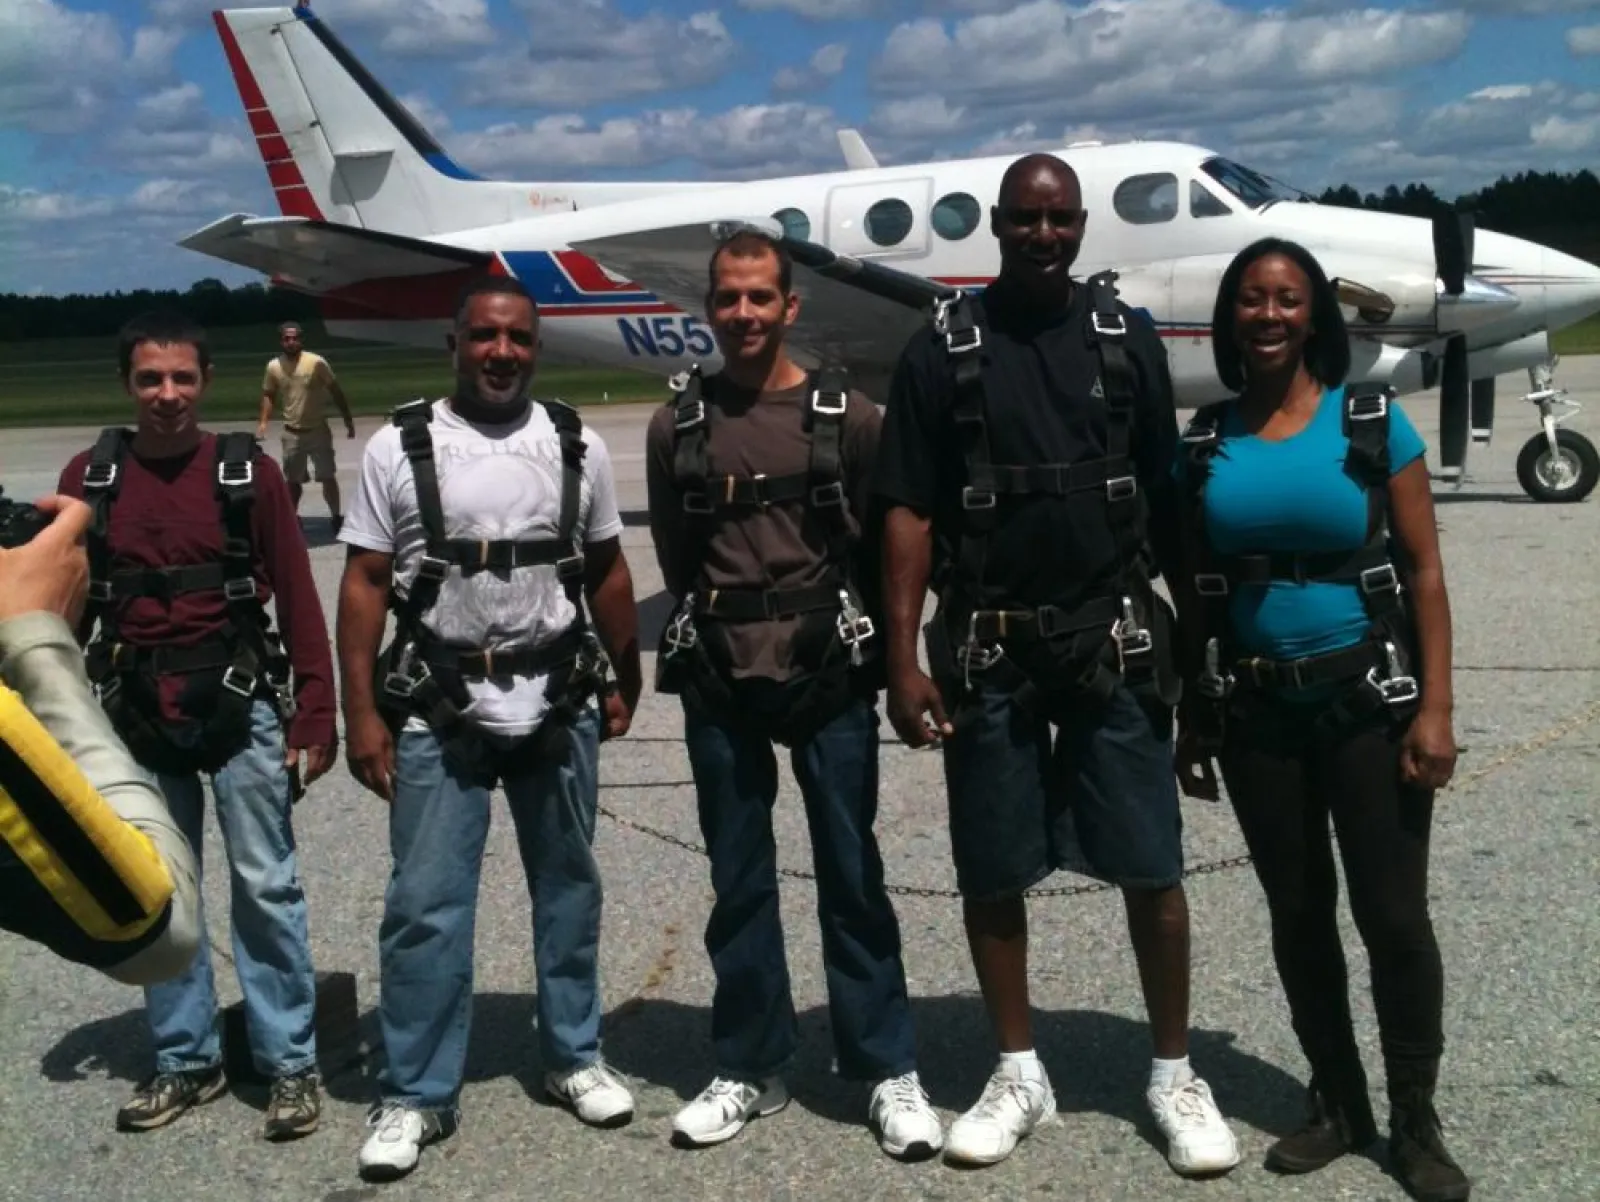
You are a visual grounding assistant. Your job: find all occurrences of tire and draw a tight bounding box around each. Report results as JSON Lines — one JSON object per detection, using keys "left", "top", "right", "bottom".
{"left": 1516, "top": 428, "right": 1598, "bottom": 503}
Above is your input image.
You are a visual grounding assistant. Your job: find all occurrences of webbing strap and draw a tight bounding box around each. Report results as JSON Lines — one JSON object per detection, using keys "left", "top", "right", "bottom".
{"left": 1083, "top": 271, "right": 1146, "bottom": 590}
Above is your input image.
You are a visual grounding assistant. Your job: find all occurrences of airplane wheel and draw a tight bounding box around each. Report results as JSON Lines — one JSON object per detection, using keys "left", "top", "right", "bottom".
{"left": 1516, "top": 428, "right": 1598, "bottom": 503}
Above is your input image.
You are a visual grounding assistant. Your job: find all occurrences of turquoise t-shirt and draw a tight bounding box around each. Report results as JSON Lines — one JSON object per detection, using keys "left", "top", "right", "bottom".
{"left": 1179, "top": 385, "right": 1426, "bottom": 662}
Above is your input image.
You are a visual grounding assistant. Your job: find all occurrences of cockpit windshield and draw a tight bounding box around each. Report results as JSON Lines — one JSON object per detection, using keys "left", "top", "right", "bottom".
{"left": 1200, "top": 157, "right": 1300, "bottom": 210}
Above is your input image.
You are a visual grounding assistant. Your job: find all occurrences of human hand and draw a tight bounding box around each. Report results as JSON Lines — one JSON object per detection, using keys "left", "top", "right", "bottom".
{"left": 0, "top": 495, "right": 92, "bottom": 629}
{"left": 1400, "top": 706, "right": 1456, "bottom": 790}
{"left": 1174, "top": 727, "right": 1221, "bottom": 801}
{"left": 887, "top": 668, "right": 953, "bottom": 748}
{"left": 599, "top": 684, "right": 632, "bottom": 741}
{"left": 345, "top": 709, "right": 396, "bottom": 801}
{"left": 285, "top": 742, "right": 338, "bottom": 801}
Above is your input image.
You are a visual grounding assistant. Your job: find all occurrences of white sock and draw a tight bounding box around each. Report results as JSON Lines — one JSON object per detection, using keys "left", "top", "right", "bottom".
{"left": 1150, "top": 1055, "right": 1194, "bottom": 1091}
{"left": 999, "top": 1048, "right": 1043, "bottom": 1079}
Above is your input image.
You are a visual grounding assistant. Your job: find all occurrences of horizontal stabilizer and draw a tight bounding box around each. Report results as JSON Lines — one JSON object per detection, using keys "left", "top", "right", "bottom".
{"left": 177, "top": 213, "right": 491, "bottom": 293}
{"left": 569, "top": 217, "right": 953, "bottom": 366}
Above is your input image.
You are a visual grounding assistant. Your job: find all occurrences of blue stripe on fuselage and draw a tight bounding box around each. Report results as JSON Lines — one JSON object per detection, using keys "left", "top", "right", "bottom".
{"left": 500, "top": 251, "right": 659, "bottom": 307}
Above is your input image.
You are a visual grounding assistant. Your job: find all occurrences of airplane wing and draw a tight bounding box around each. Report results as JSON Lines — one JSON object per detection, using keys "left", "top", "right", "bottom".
{"left": 567, "top": 217, "right": 957, "bottom": 368}
{"left": 176, "top": 213, "right": 492, "bottom": 294}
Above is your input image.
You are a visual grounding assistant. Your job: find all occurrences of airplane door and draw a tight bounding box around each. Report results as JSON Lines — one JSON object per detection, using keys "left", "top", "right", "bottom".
{"left": 824, "top": 178, "right": 935, "bottom": 260}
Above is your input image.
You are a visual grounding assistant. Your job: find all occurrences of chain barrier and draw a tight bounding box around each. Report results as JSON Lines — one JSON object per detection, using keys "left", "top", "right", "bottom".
{"left": 598, "top": 696, "right": 1600, "bottom": 902}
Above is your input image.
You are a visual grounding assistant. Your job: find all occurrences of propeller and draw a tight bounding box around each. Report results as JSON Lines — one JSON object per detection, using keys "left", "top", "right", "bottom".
{"left": 1471, "top": 377, "right": 1495, "bottom": 445}
{"left": 1432, "top": 210, "right": 1478, "bottom": 481}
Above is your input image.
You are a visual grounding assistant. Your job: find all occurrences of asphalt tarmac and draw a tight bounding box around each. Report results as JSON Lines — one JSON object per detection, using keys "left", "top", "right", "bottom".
{"left": 1, "top": 358, "right": 1596, "bottom": 1202}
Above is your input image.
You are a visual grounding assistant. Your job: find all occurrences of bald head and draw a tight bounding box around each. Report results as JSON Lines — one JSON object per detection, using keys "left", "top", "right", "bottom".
{"left": 998, "top": 153, "right": 1080, "bottom": 208}
{"left": 990, "top": 152, "right": 1086, "bottom": 307}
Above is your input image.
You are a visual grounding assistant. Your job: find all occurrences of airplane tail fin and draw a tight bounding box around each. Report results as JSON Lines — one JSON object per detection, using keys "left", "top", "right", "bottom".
{"left": 213, "top": 5, "right": 529, "bottom": 238}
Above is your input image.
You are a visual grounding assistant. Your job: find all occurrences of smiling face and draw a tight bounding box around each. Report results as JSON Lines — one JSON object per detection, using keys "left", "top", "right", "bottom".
{"left": 1232, "top": 252, "right": 1314, "bottom": 379}
{"left": 705, "top": 242, "right": 798, "bottom": 369}
{"left": 126, "top": 339, "right": 208, "bottom": 444}
{"left": 452, "top": 291, "right": 538, "bottom": 407}
{"left": 991, "top": 156, "right": 1086, "bottom": 302}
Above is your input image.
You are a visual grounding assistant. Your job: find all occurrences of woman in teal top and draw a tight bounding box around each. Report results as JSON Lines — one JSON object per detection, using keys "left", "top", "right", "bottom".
{"left": 1174, "top": 238, "right": 1469, "bottom": 1202}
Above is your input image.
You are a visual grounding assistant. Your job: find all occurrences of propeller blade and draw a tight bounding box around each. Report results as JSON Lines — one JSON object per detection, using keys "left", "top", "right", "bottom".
{"left": 1470, "top": 377, "right": 1495, "bottom": 445}
{"left": 1438, "top": 334, "right": 1470, "bottom": 480}
{"left": 1432, "top": 210, "right": 1475, "bottom": 296}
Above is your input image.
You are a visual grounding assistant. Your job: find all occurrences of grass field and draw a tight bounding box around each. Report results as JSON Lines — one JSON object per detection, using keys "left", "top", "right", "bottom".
{"left": 1, "top": 312, "right": 1595, "bottom": 429}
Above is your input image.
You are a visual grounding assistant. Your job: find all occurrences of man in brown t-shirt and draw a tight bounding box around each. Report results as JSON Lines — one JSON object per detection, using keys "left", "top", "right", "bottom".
{"left": 644, "top": 229, "right": 942, "bottom": 1161}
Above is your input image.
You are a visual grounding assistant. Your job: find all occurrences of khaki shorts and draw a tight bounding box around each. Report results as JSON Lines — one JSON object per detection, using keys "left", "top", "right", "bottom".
{"left": 281, "top": 424, "right": 337, "bottom": 483}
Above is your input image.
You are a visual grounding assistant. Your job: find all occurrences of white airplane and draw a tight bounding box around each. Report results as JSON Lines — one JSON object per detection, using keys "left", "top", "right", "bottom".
{"left": 182, "top": 4, "right": 1600, "bottom": 503}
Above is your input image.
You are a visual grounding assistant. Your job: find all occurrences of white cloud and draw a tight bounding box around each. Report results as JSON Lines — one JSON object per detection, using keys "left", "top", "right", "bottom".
{"left": 1567, "top": 24, "right": 1600, "bottom": 53}
{"left": 149, "top": 0, "right": 494, "bottom": 56}
{"left": 0, "top": 0, "right": 124, "bottom": 134}
{"left": 464, "top": 0, "right": 737, "bottom": 107}
{"left": 772, "top": 41, "right": 850, "bottom": 93}
{"left": 736, "top": 0, "right": 887, "bottom": 16}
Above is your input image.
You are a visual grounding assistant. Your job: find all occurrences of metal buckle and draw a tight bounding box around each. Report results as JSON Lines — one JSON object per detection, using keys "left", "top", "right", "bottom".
{"left": 1181, "top": 421, "right": 1219, "bottom": 445}
{"left": 682, "top": 491, "right": 714, "bottom": 514}
{"left": 956, "top": 641, "right": 1004, "bottom": 671}
{"left": 221, "top": 665, "right": 256, "bottom": 698}
{"left": 1365, "top": 640, "right": 1420, "bottom": 707}
{"left": 556, "top": 553, "right": 586, "bottom": 579}
{"left": 383, "top": 659, "right": 427, "bottom": 700}
{"left": 836, "top": 589, "right": 875, "bottom": 667}
{"left": 1194, "top": 573, "right": 1229, "bottom": 597}
{"left": 223, "top": 576, "right": 257, "bottom": 601}
{"left": 1112, "top": 596, "right": 1152, "bottom": 657}
{"left": 1359, "top": 563, "right": 1400, "bottom": 595}
{"left": 1091, "top": 310, "right": 1126, "bottom": 337}
{"left": 87, "top": 579, "right": 112, "bottom": 603}
{"left": 944, "top": 325, "right": 982, "bottom": 355}
{"left": 1197, "top": 637, "right": 1234, "bottom": 699}
{"left": 417, "top": 554, "right": 449, "bottom": 582}
{"left": 218, "top": 460, "right": 254, "bottom": 488}
{"left": 663, "top": 598, "right": 699, "bottom": 655}
{"left": 94, "top": 675, "right": 121, "bottom": 704}
{"left": 811, "top": 387, "right": 848, "bottom": 416}
{"left": 1106, "top": 475, "right": 1137, "bottom": 502}
{"left": 674, "top": 399, "right": 706, "bottom": 430}
{"left": 811, "top": 481, "right": 845, "bottom": 507}
{"left": 83, "top": 462, "right": 117, "bottom": 491}
{"left": 961, "top": 486, "right": 996, "bottom": 510}
{"left": 1348, "top": 391, "right": 1389, "bottom": 421}
{"left": 743, "top": 473, "right": 769, "bottom": 508}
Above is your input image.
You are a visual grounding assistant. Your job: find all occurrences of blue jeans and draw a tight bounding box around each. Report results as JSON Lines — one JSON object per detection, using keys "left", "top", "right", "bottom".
{"left": 145, "top": 699, "right": 319, "bottom": 1079}
{"left": 376, "top": 705, "right": 605, "bottom": 1111}
{"left": 683, "top": 691, "right": 918, "bottom": 1082}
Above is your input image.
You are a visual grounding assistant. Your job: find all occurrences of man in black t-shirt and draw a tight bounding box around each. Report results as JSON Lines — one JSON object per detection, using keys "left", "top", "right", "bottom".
{"left": 876, "top": 153, "right": 1240, "bottom": 1174}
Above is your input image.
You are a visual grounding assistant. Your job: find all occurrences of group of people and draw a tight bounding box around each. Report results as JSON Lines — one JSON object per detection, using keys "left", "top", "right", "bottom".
{"left": 6, "top": 151, "right": 1469, "bottom": 1202}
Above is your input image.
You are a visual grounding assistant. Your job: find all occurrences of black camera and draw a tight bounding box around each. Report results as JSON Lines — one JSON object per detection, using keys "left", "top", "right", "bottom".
{"left": 0, "top": 487, "right": 53, "bottom": 550}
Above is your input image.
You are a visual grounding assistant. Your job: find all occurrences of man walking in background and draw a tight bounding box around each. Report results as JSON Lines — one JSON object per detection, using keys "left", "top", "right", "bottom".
{"left": 259, "top": 321, "right": 356, "bottom": 533}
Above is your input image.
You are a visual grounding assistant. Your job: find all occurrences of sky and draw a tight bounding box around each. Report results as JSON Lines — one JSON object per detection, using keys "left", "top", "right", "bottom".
{"left": 2, "top": 0, "right": 1599, "bottom": 297}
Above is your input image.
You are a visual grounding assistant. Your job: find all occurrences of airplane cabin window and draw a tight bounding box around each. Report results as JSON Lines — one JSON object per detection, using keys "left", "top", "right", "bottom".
{"left": 1113, "top": 173, "right": 1179, "bottom": 225}
{"left": 864, "top": 197, "right": 915, "bottom": 246}
{"left": 1190, "top": 179, "right": 1232, "bottom": 218}
{"left": 772, "top": 207, "right": 811, "bottom": 241}
{"left": 931, "top": 191, "right": 981, "bottom": 240}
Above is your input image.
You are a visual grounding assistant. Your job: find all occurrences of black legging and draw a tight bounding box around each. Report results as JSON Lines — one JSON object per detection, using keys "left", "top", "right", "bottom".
{"left": 1220, "top": 703, "right": 1444, "bottom": 1079}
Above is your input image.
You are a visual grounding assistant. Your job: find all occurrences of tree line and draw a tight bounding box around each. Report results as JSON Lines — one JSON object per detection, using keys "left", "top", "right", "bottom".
{"left": 2, "top": 169, "right": 1596, "bottom": 343}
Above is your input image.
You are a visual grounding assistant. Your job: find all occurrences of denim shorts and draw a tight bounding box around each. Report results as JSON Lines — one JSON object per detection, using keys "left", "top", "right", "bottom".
{"left": 941, "top": 679, "right": 1184, "bottom": 899}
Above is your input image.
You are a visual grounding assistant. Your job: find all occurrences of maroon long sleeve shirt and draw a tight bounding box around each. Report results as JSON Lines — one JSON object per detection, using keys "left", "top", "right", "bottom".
{"left": 58, "top": 432, "right": 338, "bottom": 750}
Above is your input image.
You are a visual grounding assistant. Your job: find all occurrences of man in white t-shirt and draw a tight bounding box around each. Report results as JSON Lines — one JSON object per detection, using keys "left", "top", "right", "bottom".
{"left": 335, "top": 275, "right": 644, "bottom": 1184}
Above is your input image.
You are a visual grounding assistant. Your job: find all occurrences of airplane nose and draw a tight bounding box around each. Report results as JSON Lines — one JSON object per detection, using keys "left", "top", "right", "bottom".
{"left": 1543, "top": 245, "right": 1600, "bottom": 332}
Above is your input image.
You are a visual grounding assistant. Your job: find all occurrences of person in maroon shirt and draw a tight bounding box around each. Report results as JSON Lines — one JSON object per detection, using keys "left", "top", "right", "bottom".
{"left": 56, "top": 309, "right": 336, "bottom": 1143}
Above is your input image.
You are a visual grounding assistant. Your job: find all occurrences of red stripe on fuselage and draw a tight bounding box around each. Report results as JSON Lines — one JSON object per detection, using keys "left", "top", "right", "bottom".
{"left": 553, "top": 250, "right": 645, "bottom": 294}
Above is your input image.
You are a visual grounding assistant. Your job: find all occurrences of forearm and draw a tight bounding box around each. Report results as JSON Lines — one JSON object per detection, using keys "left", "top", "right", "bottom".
{"left": 337, "top": 570, "right": 390, "bottom": 721}
{"left": 258, "top": 395, "right": 274, "bottom": 429}
{"left": 587, "top": 554, "right": 642, "bottom": 705}
{"left": 1407, "top": 565, "right": 1453, "bottom": 714}
{"left": 883, "top": 506, "right": 932, "bottom": 676}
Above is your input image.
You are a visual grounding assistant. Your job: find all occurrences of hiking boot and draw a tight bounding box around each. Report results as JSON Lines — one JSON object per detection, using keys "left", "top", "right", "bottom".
{"left": 1388, "top": 1060, "right": 1471, "bottom": 1201}
{"left": 116, "top": 1065, "right": 227, "bottom": 1131}
{"left": 1265, "top": 1073, "right": 1379, "bottom": 1174}
{"left": 263, "top": 1068, "right": 322, "bottom": 1141}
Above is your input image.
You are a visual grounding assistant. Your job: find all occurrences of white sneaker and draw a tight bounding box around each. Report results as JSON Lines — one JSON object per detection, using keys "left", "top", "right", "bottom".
{"left": 869, "top": 1071, "right": 944, "bottom": 1160}
{"left": 545, "top": 1058, "right": 636, "bottom": 1128}
{"left": 1147, "top": 1075, "right": 1241, "bottom": 1175}
{"left": 671, "top": 1075, "right": 788, "bottom": 1147}
{"left": 944, "top": 1059, "right": 1056, "bottom": 1166}
{"left": 357, "top": 1103, "right": 451, "bottom": 1181}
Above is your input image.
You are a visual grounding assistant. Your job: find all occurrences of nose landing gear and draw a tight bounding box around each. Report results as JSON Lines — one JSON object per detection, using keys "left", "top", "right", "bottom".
{"left": 1516, "top": 360, "right": 1597, "bottom": 503}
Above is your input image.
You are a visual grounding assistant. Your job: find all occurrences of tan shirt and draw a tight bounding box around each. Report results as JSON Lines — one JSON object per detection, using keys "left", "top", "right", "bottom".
{"left": 262, "top": 350, "right": 337, "bottom": 430}
{"left": 645, "top": 373, "right": 882, "bottom": 682}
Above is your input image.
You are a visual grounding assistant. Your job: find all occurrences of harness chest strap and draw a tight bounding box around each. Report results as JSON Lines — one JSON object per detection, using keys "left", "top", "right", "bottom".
{"left": 1180, "top": 388, "right": 1413, "bottom": 704}
{"left": 80, "top": 430, "right": 284, "bottom": 728}
{"left": 930, "top": 274, "right": 1154, "bottom": 681}
{"left": 664, "top": 364, "right": 874, "bottom": 660}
